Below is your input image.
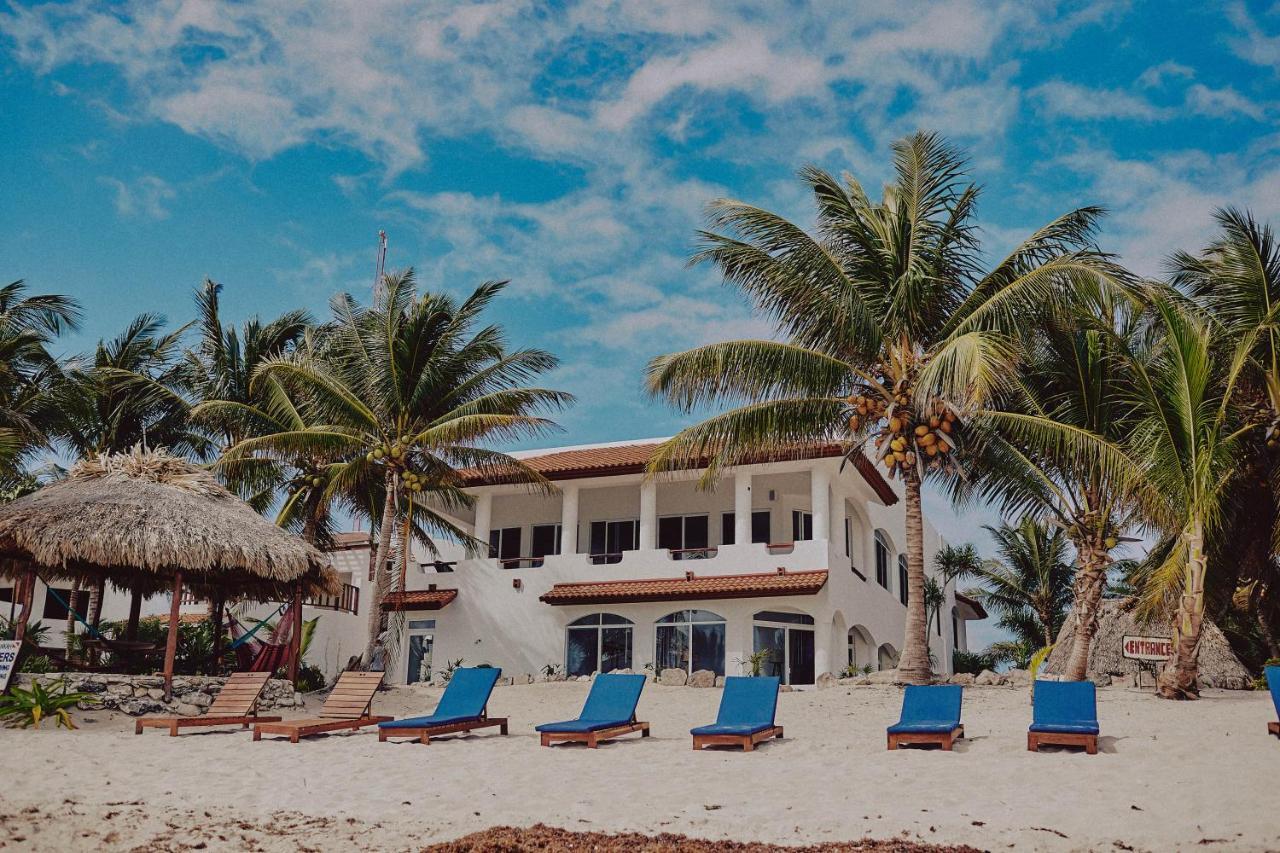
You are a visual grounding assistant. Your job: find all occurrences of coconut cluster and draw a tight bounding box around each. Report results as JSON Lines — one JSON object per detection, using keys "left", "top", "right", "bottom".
{"left": 848, "top": 390, "right": 960, "bottom": 479}
{"left": 365, "top": 435, "right": 428, "bottom": 493}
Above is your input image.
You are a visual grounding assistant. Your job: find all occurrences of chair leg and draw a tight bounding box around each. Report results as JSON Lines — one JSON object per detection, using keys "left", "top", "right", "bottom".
{"left": 253, "top": 729, "right": 262, "bottom": 741}
{"left": 170, "top": 722, "right": 179, "bottom": 737}
{"left": 500, "top": 721, "right": 508, "bottom": 735}
{"left": 742, "top": 737, "right": 754, "bottom": 752}
{"left": 1086, "top": 737, "right": 1098, "bottom": 755}
{"left": 290, "top": 732, "right": 300, "bottom": 744}
{"left": 1027, "top": 733, "right": 1037, "bottom": 752}
{"left": 420, "top": 733, "right": 429, "bottom": 745}
{"left": 541, "top": 733, "right": 550, "bottom": 747}
{"left": 134, "top": 721, "right": 144, "bottom": 736}
{"left": 587, "top": 733, "right": 598, "bottom": 749}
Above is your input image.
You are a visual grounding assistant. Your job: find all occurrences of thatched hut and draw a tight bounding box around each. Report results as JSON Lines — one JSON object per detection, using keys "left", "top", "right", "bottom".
{"left": 1042, "top": 598, "right": 1252, "bottom": 689}
{"left": 0, "top": 448, "right": 335, "bottom": 695}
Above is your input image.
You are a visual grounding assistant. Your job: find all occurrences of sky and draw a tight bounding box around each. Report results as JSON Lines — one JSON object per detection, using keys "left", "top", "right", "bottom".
{"left": 3, "top": 1, "right": 1280, "bottom": 649}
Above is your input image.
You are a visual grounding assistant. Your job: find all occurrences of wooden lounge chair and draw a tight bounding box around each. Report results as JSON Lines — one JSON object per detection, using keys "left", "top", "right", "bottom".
{"left": 691, "top": 675, "right": 783, "bottom": 751}
{"left": 135, "top": 671, "right": 282, "bottom": 736}
{"left": 1266, "top": 665, "right": 1279, "bottom": 739}
{"left": 536, "top": 672, "right": 649, "bottom": 748}
{"left": 253, "top": 671, "right": 391, "bottom": 743}
{"left": 379, "top": 667, "right": 508, "bottom": 744}
{"left": 1027, "top": 680, "right": 1099, "bottom": 754}
{"left": 887, "top": 684, "right": 964, "bottom": 750}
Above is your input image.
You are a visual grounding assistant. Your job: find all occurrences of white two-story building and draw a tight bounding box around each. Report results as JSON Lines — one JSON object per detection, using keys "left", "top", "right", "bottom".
{"left": 378, "top": 438, "right": 985, "bottom": 686}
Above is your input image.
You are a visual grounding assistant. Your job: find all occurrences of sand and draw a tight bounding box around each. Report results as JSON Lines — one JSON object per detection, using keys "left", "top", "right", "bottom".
{"left": 0, "top": 681, "right": 1277, "bottom": 852}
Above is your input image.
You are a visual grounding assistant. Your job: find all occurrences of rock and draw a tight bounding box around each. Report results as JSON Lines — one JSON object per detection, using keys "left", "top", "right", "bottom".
{"left": 146, "top": 688, "right": 166, "bottom": 701}
{"left": 516, "top": 673, "right": 533, "bottom": 685}
{"left": 610, "top": 668, "right": 634, "bottom": 675}
{"left": 779, "top": 685, "right": 794, "bottom": 693}
{"left": 659, "top": 668, "right": 688, "bottom": 687}
{"left": 948, "top": 673, "right": 975, "bottom": 685}
{"left": 815, "top": 672, "right": 839, "bottom": 690}
{"left": 1004, "top": 668, "right": 1030, "bottom": 686}
{"left": 107, "top": 683, "right": 133, "bottom": 697}
{"left": 865, "top": 668, "right": 900, "bottom": 684}
{"left": 714, "top": 676, "right": 726, "bottom": 688}
{"left": 187, "top": 692, "right": 212, "bottom": 708}
{"left": 576, "top": 675, "right": 590, "bottom": 682}
{"left": 1111, "top": 674, "right": 1131, "bottom": 687}
{"left": 118, "top": 698, "right": 166, "bottom": 716}
{"left": 174, "top": 702, "right": 201, "bottom": 717}
{"left": 854, "top": 677, "right": 872, "bottom": 686}
{"left": 687, "top": 669, "right": 715, "bottom": 688}
{"left": 974, "top": 669, "right": 1005, "bottom": 686}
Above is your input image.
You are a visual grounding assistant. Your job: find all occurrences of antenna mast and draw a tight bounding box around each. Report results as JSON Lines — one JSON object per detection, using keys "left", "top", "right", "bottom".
{"left": 372, "top": 229, "right": 388, "bottom": 304}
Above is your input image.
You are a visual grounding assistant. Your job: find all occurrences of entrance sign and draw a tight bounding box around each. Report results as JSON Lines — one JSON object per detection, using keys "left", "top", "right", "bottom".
{"left": 1122, "top": 635, "right": 1172, "bottom": 661}
{"left": 0, "top": 640, "right": 19, "bottom": 693}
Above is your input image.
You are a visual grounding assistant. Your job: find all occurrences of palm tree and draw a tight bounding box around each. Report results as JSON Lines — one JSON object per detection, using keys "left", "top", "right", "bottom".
{"left": 237, "top": 271, "right": 572, "bottom": 659}
{"left": 954, "top": 305, "right": 1143, "bottom": 680}
{"left": 645, "top": 132, "right": 1132, "bottom": 682}
{"left": 943, "top": 518, "right": 1075, "bottom": 650}
{"left": 1125, "top": 291, "right": 1253, "bottom": 699}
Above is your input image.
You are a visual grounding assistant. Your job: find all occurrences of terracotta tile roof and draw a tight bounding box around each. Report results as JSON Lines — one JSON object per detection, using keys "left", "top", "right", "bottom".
{"left": 954, "top": 591, "right": 988, "bottom": 620}
{"left": 380, "top": 588, "right": 457, "bottom": 612}
{"left": 539, "top": 569, "right": 828, "bottom": 605}
{"left": 326, "top": 531, "right": 373, "bottom": 551}
{"left": 463, "top": 442, "right": 898, "bottom": 505}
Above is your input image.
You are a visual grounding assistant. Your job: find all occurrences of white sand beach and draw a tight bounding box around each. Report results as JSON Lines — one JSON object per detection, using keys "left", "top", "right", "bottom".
{"left": 2, "top": 681, "right": 1277, "bottom": 852}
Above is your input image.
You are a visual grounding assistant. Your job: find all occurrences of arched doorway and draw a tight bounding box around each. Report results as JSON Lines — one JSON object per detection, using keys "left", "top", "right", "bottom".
{"left": 752, "top": 609, "right": 816, "bottom": 685}
{"left": 655, "top": 609, "right": 727, "bottom": 675}
{"left": 565, "top": 613, "right": 634, "bottom": 677}
{"left": 848, "top": 625, "right": 875, "bottom": 670}
{"left": 877, "top": 643, "right": 900, "bottom": 671}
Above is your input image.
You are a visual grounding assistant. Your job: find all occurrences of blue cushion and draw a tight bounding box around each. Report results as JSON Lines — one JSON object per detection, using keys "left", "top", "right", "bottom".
{"left": 888, "top": 684, "right": 962, "bottom": 736}
{"left": 1267, "top": 666, "right": 1280, "bottom": 719}
{"left": 690, "top": 722, "right": 775, "bottom": 737}
{"left": 380, "top": 713, "right": 482, "bottom": 729}
{"left": 535, "top": 718, "right": 630, "bottom": 733}
{"left": 535, "top": 672, "right": 646, "bottom": 733}
{"left": 378, "top": 666, "right": 501, "bottom": 730}
{"left": 1030, "top": 680, "right": 1099, "bottom": 734}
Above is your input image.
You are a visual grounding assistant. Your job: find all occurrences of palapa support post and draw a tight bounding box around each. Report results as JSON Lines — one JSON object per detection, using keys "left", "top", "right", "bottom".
{"left": 287, "top": 582, "right": 303, "bottom": 683}
{"left": 208, "top": 590, "right": 225, "bottom": 675}
{"left": 126, "top": 588, "right": 143, "bottom": 641}
{"left": 163, "top": 571, "right": 183, "bottom": 700}
{"left": 13, "top": 566, "right": 36, "bottom": 645}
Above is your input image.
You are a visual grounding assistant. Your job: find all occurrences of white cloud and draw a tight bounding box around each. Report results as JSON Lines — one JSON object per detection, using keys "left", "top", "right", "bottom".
{"left": 97, "top": 174, "right": 177, "bottom": 219}
{"left": 1030, "top": 80, "right": 1169, "bottom": 121}
{"left": 1226, "top": 1, "right": 1280, "bottom": 68}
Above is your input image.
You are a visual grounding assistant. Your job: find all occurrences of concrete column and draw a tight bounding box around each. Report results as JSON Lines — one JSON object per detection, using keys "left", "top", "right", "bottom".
{"left": 733, "top": 470, "right": 752, "bottom": 545}
{"left": 560, "top": 484, "right": 579, "bottom": 555}
{"left": 810, "top": 466, "right": 831, "bottom": 542}
{"left": 639, "top": 480, "right": 657, "bottom": 550}
{"left": 472, "top": 492, "right": 492, "bottom": 557}
{"left": 815, "top": 632, "right": 831, "bottom": 679}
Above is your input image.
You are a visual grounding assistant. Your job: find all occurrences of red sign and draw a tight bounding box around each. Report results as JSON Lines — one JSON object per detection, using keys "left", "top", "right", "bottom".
{"left": 1122, "top": 635, "right": 1172, "bottom": 661}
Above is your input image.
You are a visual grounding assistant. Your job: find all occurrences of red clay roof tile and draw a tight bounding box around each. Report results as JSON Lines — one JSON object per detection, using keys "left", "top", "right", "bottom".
{"left": 380, "top": 588, "right": 457, "bottom": 612}
{"left": 539, "top": 569, "right": 828, "bottom": 605}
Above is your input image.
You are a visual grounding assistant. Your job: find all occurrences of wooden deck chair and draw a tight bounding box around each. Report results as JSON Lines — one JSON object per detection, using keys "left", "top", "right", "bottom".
{"left": 135, "top": 671, "right": 282, "bottom": 736}
{"left": 691, "top": 676, "right": 783, "bottom": 752}
{"left": 535, "top": 672, "right": 649, "bottom": 748}
{"left": 887, "top": 684, "right": 964, "bottom": 750}
{"left": 1265, "top": 665, "right": 1279, "bottom": 739}
{"left": 252, "top": 671, "right": 391, "bottom": 743}
{"left": 1028, "top": 680, "right": 1099, "bottom": 754}
{"left": 378, "top": 667, "right": 507, "bottom": 744}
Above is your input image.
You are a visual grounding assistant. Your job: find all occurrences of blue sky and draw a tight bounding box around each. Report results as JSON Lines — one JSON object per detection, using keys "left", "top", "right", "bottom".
{"left": 3, "top": 1, "right": 1280, "bottom": 647}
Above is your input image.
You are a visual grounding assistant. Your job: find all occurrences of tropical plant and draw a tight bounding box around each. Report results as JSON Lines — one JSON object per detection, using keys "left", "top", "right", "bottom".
{"left": 0, "top": 678, "right": 96, "bottom": 729}
{"left": 985, "top": 639, "right": 1036, "bottom": 669}
{"left": 735, "top": 648, "right": 772, "bottom": 677}
{"left": 241, "top": 271, "right": 571, "bottom": 660}
{"left": 951, "top": 649, "right": 996, "bottom": 674}
{"left": 645, "top": 132, "right": 1131, "bottom": 683}
{"left": 1125, "top": 291, "right": 1254, "bottom": 699}
{"left": 293, "top": 662, "right": 327, "bottom": 693}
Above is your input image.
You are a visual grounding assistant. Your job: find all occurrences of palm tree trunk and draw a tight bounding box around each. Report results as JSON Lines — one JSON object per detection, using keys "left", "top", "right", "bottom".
{"left": 65, "top": 577, "right": 81, "bottom": 651}
{"left": 86, "top": 578, "right": 105, "bottom": 666}
{"left": 1158, "top": 521, "right": 1207, "bottom": 700}
{"left": 896, "top": 468, "right": 933, "bottom": 683}
{"left": 1063, "top": 538, "right": 1109, "bottom": 681}
{"left": 364, "top": 469, "right": 397, "bottom": 663}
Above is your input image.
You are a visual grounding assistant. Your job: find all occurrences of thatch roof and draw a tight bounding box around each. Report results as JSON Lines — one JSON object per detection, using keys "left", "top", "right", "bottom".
{"left": 1042, "top": 598, "right": 1252, "bottom": 689}
{"left": 0, "top": 448, "right": 336, "bottom": 599}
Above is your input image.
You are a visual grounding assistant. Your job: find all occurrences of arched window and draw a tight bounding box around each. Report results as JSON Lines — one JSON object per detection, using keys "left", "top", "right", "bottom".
{"left": 848, "top": 625, "right": 874, "bottom": 669}
{"left": 565, "top": 613, "right": 633, "bottom": 677}
{"left": 898, "top": 554, "right": 909, "bottom": 606}
{"left": 752, "top": 610, "right": 816, "bottom": 685}
{"left": 874, "top": 530, "right": 891, "bottom": 590}
{"left": 655, "top": 609, "right": 726, "bottom": 676}
{"left": 877, "top": 643, "right": 900, "bottom": 671}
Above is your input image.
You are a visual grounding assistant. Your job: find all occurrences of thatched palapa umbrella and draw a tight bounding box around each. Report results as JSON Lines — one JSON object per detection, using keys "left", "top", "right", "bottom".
{"left": 0, "top": 448, "right": 336, "bottom": 697}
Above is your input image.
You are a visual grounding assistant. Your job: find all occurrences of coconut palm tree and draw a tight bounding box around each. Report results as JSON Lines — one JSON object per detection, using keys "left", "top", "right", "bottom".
{"left": 1125, "top": 291, "right": 1254, "bottom": 699}
{"left": 953, "top": 305, "right": 1143, "bottom": 680}
{"left": 238, "top": 271, "right": 572, "bottom": 659}
{"left": 645, "top": 132, "right": 1132, "bottom": 682}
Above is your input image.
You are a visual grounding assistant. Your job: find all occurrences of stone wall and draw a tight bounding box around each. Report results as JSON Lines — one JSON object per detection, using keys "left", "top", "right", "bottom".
{"left": 14, "top": 673, "right": 302, "bottom": 717}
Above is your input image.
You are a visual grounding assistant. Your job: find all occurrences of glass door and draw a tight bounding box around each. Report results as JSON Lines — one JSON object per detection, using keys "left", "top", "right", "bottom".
{"left": 406, "top": 619, "right": 436, "bottom": 684}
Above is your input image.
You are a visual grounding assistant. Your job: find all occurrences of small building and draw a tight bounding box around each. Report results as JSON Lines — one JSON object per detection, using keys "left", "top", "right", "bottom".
{"left": 373, "top": 437, "right": 985, "bottom": 685}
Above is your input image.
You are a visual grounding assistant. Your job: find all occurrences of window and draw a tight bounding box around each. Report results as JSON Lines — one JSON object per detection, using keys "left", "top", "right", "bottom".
{"left": 531, "top": 524, "right": 562, "bottom": 566}
{"left": 844, "top": 517, "right": 852, "bottom": 557}
{"left": 488, "top": 527, "right": 522, "bottom": 568}
{"left": 722, "top": 510, "right": 772, "bottom": 545}
{"left": 659, "top": 514, "right": 710, "bottom": 558}
{"left": 752, "top": 610, "right": 816, "bottom": 685}
{"left": 589, "top": 519, "right": 639, "bottom": 564}
{"left": 952, "top": 609, "right": 960, "bottom": 649}
{"left": 566, "top": 613, "right": 633, "bottom": 677}
{"left": 655, "top": 609, "right": 726, "bottom": 676}
{"left": 791, "top": 510, "right": 813, "bottom": 541}
{"left": 898, "top": 554, "right": 909, "bottom": 606}
{"left": 42, "top": 587, "right": 88, "bottom": 621}
{"left": 874, "top": 530, "right": 891, "bottom": 589}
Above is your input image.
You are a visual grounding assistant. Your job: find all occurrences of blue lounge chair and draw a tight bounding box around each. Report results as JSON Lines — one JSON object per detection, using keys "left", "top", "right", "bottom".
{"left": 1028, "top": 680, "right": 1099, "bottom": 754}
{"left": 1266, "top": 665, "right": 1279, "bottom": 739}
{"left": 378, "top": 667, "right": 507, "bottom": 745}
{"left": 690, "top": 676, "right": 782, "bottom": 751}
{"left": 536, "top": 672, "right": 649, "bottom": 748}
{"left": 887, "top": 684, "right": 964, "bottom": 750}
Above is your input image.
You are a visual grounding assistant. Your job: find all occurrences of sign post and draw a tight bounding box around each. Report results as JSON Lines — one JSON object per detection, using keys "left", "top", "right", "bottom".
{"left": 0, "top": 639, "right": 19, "bottom": 694}
{"left": 1122, "top": 635, "right": 1172, "bottom": 689}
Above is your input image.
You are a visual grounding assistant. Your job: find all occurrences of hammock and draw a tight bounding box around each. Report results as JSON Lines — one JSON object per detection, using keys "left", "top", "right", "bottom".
{"left": 41, "top": 581, "right": 160, "bottom": 655}
{"left": 226, "top": 601, "right": 297, "bottom": 673}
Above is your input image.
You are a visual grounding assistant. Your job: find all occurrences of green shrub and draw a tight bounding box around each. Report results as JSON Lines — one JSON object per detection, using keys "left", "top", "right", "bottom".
{"left": 952, "top": 649, "right": 995, "bottom": 674}
{"left": 19, "top": 654, "right": 54, "bottom": 674}
{"left": 0, "top": 679, "right": 97, "bottom": 729}
{"left": 293, "top": 663, "right": 327, "bottom": 693}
